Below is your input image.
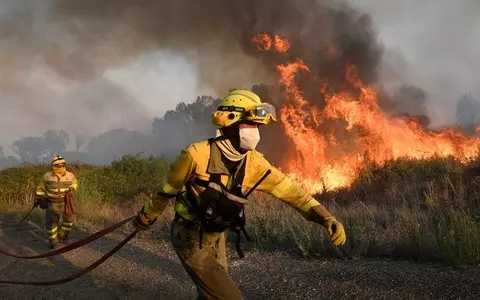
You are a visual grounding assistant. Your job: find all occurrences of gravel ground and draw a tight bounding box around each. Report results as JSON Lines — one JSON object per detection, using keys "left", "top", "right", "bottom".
{"left": 1, "top": 216, "right": 480, "bottom": 300}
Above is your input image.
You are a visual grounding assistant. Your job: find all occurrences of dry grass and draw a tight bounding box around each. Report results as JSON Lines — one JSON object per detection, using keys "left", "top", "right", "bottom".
{"left": 1, "top": 155, "right": 479, "bottom": 266}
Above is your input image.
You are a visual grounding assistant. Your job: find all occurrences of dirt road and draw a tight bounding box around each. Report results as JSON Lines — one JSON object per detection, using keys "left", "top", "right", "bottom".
{"left": 1, "top": 216, "right": 479, "bottom": 300}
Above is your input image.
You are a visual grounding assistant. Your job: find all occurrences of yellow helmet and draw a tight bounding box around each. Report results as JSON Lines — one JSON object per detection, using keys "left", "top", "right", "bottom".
{"left": 51, "top": 155, "right": 66, "bottom": 166}
{"left": 212, "top": 89, "right": 277, "bottom": 127}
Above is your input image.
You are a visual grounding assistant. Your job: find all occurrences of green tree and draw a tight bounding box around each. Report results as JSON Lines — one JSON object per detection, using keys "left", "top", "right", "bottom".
{"left": 152, "top": 95, "right": 220, "bottom": 155}
{"left": 43, "top": 130, "right": 70, "bottom": 156}
{"left": 86, "top": 129, "right": 154, "bottom": 164}
{"left": 75, "top": 133, "right": 86, "bottom": 152}
{"left": 11, "top": 136, "right": 48, "bottom": 163}
{"left": 0, "top": 146, "right": 19, "bottom": 169}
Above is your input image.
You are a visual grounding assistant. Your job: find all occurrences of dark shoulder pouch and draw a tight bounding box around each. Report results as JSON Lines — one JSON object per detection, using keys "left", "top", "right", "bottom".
{"left": 197, "top": 174, "right": 247, "bottom": 233}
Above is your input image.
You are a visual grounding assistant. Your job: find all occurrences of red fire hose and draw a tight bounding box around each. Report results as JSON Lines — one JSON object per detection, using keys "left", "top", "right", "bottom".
{"left": 0, "top": 216, "right": 138, "bottom": 285}
{"left": 0, "top": 230, "right": 138, "bottom": 285}
{"left": 0, "top": 216, "right": 133, "bottom": 259}
{"left": 0, "top": 204, "right": 37, "bottom": 227}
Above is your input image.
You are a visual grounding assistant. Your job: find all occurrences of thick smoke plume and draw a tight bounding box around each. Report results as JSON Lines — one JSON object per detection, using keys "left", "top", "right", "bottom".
{"left": 50, "top": 0, "right": 383, "bottom": 90}
{"left": 0, "top": 0, "right": 385, "bottom": 162}
{"left": 350, "top": 0, "right": 480, "bottom": 125}
{"left": 42, "top": 0, "right": 383, "bottom": 94}
{"left": 4, "top": 0, "right": 476, "bottom": 168}
{"left": 0, "top": 0, "right": 385, "bottom": 93}
{"left": 50, "top": 0, "right": 384, "bottom": 163}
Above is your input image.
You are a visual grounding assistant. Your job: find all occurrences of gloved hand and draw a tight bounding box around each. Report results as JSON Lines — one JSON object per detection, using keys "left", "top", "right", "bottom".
{"left": 131, "top": 208, "right": 157, "bottom": 231}
{"left": 323, "top": 216, "right": 346, "bottom": 246}
{"left": 33, "top": 195, "right": 42, "bottom": 207}
{"left": 307, "top": 204, "right": 347, "bottom": 246}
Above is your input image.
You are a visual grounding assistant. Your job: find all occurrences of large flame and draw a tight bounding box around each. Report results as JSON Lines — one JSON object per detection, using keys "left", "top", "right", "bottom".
{"left": 252, "top": 33, "right": 292, "bottom": 53}
{"left": 253, "top": 34, "right": 480, "bottom": 192}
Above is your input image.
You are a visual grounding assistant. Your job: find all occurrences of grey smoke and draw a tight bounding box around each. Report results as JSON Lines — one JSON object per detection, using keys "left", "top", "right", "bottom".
{"left": 350, "top": 0, "right": 480, "bottom": 125}
{"left": 0, "top": 0, "right": 381, "bottom": 154}
{"left": 0, "top": 0, "right": 478, "bottom": 162}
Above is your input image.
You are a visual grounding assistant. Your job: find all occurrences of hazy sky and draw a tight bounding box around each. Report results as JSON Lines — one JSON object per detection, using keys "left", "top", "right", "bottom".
{"left": 350, "top": 0, "right": 480, "bottom": 125}
{"left": 0, "top": 0, "right": 478, "bottom": 153}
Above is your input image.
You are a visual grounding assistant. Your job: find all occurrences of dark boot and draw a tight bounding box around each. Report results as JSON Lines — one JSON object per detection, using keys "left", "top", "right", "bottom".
{"left": 58, "top": 231, "right": 69, "bottom": 242}
{"left": 49, "top": 239, "right": 59, "bottom": 249}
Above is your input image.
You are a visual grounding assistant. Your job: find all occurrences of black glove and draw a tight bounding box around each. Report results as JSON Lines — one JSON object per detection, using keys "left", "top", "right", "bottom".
{"left": 131, "top": 208, "right": 157, "bottom": 231}
{"left": 34, "top": 195, "right": 43, "bottom": 208}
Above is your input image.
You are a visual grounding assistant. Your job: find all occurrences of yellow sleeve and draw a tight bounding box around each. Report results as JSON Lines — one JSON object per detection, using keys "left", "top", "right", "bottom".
{"left": 143, "top": 145, "right": 196, "bottom": 218}
{"left": 70, "top": 174, "right": 78, "bottom": 190}
{"left": 35, "top": 173, "right": 48, "bottom": 196}
{"left": 252, "top": 153, "right": 321, "bottom": 218}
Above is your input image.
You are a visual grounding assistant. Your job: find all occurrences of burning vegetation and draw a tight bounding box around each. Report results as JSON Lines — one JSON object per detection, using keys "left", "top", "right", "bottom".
{"left": 253, "top": 34, "right": 480, "bottom": 192}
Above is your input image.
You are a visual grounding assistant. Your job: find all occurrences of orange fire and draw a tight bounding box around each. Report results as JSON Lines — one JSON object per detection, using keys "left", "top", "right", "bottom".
{"left": 254, "top": 34, "right": 480, "bottom": 192}
{"left": 252, "top": 33, "right": 291, "bottom": 53}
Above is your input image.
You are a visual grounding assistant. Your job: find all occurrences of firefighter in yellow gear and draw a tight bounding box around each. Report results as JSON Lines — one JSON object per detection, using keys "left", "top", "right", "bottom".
{"left": 132, "top": 89, "right": 347, "bottom": 300}
{"left": 35, "top": 155, "right": 78, "bottom": 249}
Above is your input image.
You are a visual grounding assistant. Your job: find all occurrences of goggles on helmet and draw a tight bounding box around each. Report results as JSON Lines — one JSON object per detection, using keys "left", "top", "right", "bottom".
{"left": 215, "top": 103, "right": 277, "bottom": 125}
{"left": 244, "top": 103, "right": 277, "bottom": 121}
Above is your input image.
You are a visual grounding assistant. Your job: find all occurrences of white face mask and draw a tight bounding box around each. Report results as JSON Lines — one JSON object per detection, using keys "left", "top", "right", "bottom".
{"left": 239, "top": 126, "right": 260, "bottom": 150}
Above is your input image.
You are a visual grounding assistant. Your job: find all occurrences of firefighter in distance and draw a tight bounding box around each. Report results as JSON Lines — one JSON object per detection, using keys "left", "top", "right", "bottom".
{"left": 35, "top": 155, "right": 77, "bottom": 249}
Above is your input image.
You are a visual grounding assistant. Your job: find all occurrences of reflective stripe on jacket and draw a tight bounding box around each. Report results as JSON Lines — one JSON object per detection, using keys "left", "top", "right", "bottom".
{"left": 143, "top": 139, "right": 321, "bottom": 222}
{"left": 35, "top": 171, "right": 78, "bottom": 202}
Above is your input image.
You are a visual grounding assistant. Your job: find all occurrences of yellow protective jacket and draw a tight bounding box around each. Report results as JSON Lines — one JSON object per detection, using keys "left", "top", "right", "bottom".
{"left": 143, "top": 139, "right": 322, "bottom": 222}
{"left": 35, "top": 171, "right": 78, "bottom": 202}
